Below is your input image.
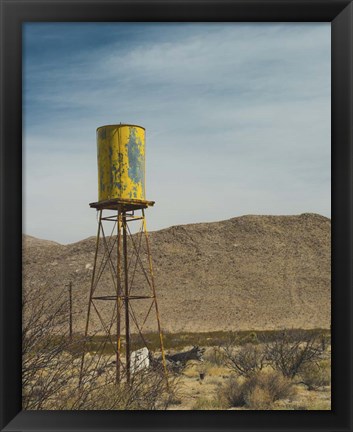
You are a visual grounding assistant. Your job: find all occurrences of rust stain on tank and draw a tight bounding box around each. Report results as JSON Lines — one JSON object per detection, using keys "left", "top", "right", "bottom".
{"left": 97, "top": 124, "right": 146, "bottom": 202}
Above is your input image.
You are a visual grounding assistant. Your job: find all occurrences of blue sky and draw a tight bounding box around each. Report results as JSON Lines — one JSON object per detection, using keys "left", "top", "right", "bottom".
{"left": 23, "top": 23, "right": 331, "bottom": 244}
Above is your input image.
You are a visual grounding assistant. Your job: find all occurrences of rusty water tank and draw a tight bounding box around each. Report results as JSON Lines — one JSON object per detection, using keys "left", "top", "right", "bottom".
{"left": 96, "top": 124, "right": 145, "bottom": 201}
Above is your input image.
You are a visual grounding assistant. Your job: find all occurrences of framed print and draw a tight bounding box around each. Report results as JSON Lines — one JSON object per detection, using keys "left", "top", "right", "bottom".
{"left": 1, "top": 1, "right": 352, "bottom": 431}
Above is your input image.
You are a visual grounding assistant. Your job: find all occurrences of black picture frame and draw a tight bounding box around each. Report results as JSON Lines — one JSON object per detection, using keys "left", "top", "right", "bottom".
{"left": 1, "top": 1, "right": 352, "bottom": 431}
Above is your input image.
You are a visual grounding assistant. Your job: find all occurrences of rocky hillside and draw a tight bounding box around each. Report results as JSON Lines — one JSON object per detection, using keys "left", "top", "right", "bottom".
{"left": 23, "top": 213, "right": 331, "bottom": 333}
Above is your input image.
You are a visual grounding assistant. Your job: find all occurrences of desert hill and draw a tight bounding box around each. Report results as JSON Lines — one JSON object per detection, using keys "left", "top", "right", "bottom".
{"left": 22, "top": 213, "right": 331, "bottom": 332}
{"left": 22, "top": 234, "right": 60, "bottom": 248}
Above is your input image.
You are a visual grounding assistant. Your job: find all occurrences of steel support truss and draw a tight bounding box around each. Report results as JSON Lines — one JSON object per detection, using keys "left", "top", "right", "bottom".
{"left": 79, "top": 203, "right": 167, "bottom": 385}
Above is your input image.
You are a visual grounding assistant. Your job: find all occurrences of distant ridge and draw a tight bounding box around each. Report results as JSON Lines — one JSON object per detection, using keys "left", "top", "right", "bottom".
{"left": 22, "top": 234, "right": 60, "bottom": 248}
{"left": 23, "top": 213, "right": 331, "bottom": 332}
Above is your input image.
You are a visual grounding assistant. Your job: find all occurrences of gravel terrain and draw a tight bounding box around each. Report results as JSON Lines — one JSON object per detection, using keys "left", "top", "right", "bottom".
{"left": 23, "top": 213, "right": 331, "bottom": 333}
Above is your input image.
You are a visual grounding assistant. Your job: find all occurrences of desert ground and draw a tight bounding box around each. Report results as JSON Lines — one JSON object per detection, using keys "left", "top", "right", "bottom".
{"left": 23, "top": 327, "right": 331, "bottom": 410}
{"left": 22, "top": 213, "right": 331, "bottom": 410}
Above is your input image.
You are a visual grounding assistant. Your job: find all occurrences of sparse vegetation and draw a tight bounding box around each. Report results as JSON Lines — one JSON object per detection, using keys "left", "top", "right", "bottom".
{"left": 22, "top": 288, "right": 331, "bottom": 411}
{"left": 220, "top": 370, "right": 295, "bottom": 410}
{"left": 76, "top": 368, "right": 171, "bottom": 410}
{"left": 265, "top": 330, "right": 325, "bottom": 379}
{"left": 192, "top": 396, "right": 226, "bottom": 410}
{"left": 77, "top": 328, "right": 330, "bottom": 354}
{"left": 220, "top": 376, "right": 247, "bottom": 407}
{"left": 221, "top": 341, "right": 267, "bottom": 377}
{"left": 244, "top": 370, "right": 295, "bottom": 404}
{"left": 22, "top": 285, "right": 174, "bottom": 410}
{"left": 299, "top": 360, "right": 331, "bottom": 390}
{"left": 203, "top": 346, "right": 226, "bottom": 366}
{"left": 245, "top": 386, "right": 274, "bottom": 410}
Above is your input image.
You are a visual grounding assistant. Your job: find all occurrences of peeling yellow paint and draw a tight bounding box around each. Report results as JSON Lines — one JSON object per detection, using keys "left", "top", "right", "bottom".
{"left": 97, "top": 124, "right": 145, "bottom": 202}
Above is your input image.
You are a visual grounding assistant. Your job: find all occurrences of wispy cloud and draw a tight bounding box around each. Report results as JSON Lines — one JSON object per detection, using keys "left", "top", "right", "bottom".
{"left": 23, "top": 23, "right": 330, "bottom": 244}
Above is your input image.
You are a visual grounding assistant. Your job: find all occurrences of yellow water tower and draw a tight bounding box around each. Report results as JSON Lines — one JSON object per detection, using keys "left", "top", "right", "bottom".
{"left": 97, "top": 124, "right": 146, "bottom": 202}
{"left": 80, "top": 123, "right": 167, "bottom": 386}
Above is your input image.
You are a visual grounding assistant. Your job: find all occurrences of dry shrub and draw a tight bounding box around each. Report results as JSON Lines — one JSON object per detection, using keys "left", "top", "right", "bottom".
{"left": 199, "top": 361, "right": 229, "bottom": 378}
{"left": 265, "top": 331, "right": 324, "bottom": 379}
{"left": 245, "top": 387, "right": 273, "bottom": 410}
{"left": 79, "top": 369, "right": 170, "bottom": 410}
{"left": 22, "top": 285, "right": 84, "bottom": 410}
{"left": 244, "top": 370, "right": 295, "bottom": 403}
{"left": 182, "top": 363, "right": 200, "bottom": 378}
{"left": 220, "top": 376, "right": 246, "bottom": 407}
{"left": 22, "top": 284, "right": 176, "bottom": 410}
{"left": 300, "top": 360, "right": 331, "bottom": 390}
{"left": 203, "top": 347, "right": 226, "bottom": 366}
{"left": 221, "top": 343, "right": 267, "bottom": 378}
{"left": 220, "top": 370, "right": 295, "bottom": 409}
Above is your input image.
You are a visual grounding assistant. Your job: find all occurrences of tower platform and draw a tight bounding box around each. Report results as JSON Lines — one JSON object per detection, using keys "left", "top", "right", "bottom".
{"left": 89, "top": 198, "right": 155, "bottom": 212}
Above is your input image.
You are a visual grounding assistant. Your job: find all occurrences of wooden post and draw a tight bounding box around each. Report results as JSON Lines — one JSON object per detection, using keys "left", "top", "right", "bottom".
{"left": 68, "top": 282, "right": 73, "bottom": 341}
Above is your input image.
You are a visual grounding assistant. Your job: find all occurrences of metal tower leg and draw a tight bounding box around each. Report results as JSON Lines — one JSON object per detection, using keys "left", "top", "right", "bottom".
{"left": 80, "top": 201, "right": 168, "bottom": 389}
{"left": 123, "top": 213, "right": 131, "bottom": 383}
{"left": 142, "top": 209, "right": 168, "bottom": 381}
{"left": 116, "top": 209, "right": 122, "bottom": 383}
{"left": 79, "top": 210, "right": 102, "bottom": 386}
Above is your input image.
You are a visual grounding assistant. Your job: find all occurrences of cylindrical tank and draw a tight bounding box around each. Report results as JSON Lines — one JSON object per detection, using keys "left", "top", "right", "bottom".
{"left": 97, "top": 124, "right": 146, "bottom": 202}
